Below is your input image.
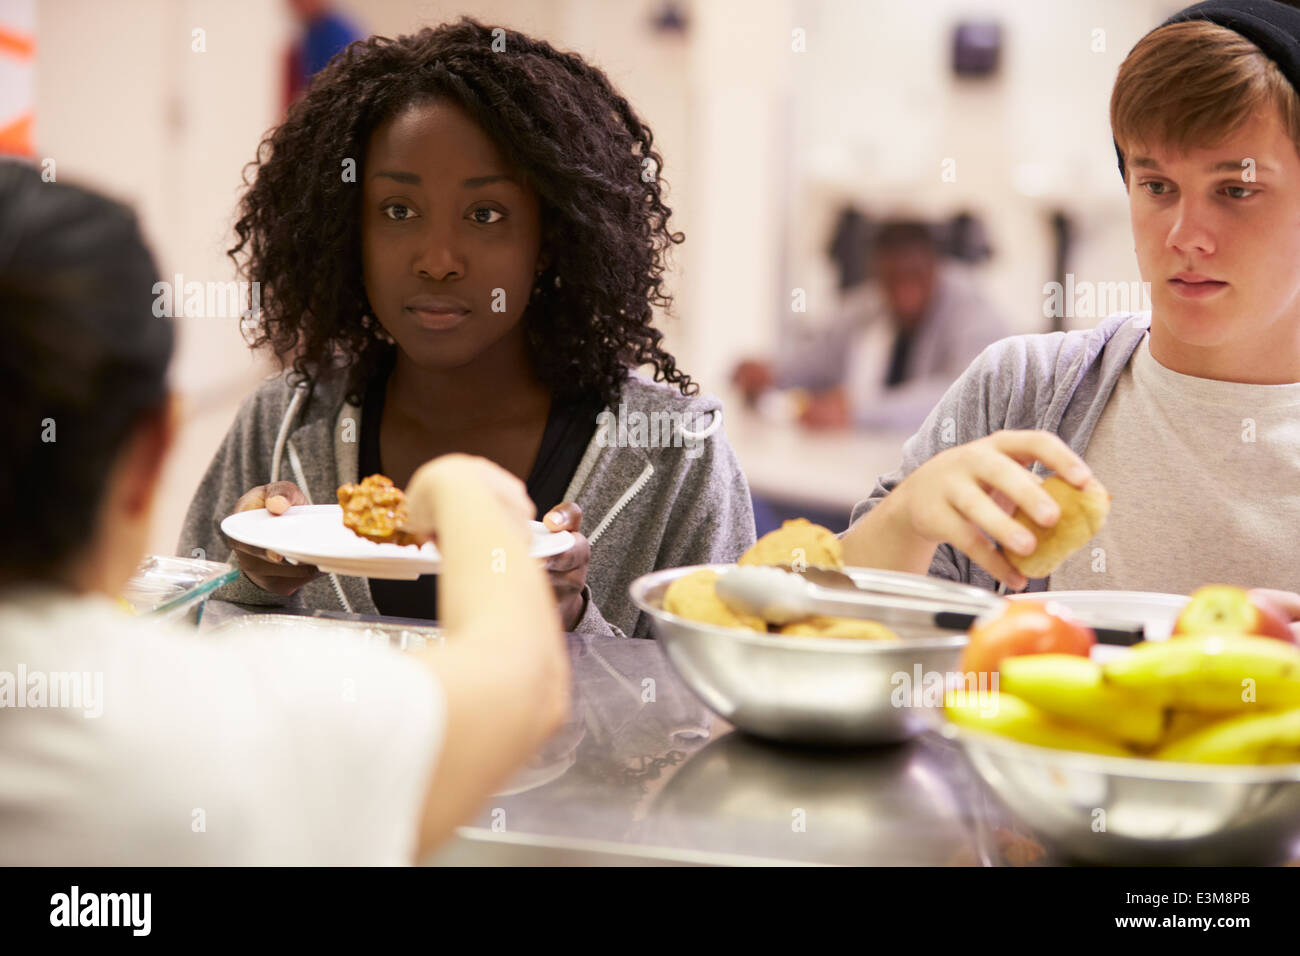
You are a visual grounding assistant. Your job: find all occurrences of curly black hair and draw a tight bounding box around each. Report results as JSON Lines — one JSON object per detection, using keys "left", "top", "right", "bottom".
{"left": 230, "top": 17, "right": 693, "bottom": 407}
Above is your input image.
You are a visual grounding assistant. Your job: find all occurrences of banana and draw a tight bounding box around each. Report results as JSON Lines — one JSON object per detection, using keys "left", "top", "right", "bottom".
{"left": 1103, "top": 635, "right": 1300, "bottom": 712}
{"left": 1155, "top": 707, "right": 1300, "bottom": 764}
{"left": 945, "top": 690, "right": 1131, "bottom": 757}
{"left": 1159, "top": 709, "right": 1233, "bottom": 748}
{"left": 999, "top": 654, "right": 1164, "bottom": 748}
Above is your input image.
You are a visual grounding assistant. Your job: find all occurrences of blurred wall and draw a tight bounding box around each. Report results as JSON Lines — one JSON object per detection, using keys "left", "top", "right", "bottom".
{"left": 36, "top": 0, "right": 288, "bottom": 399}
{"left": 34, "top": 0, "right": 292, "bottom": 554}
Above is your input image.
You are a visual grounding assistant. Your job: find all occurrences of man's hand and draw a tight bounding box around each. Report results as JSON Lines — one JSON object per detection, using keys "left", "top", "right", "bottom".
{"left": 799, "top": 387, "right": 851, "bottom": 430}
{"left": 227, "top": 481, "right": 321, "bottom": 595}
{"left": 845, "top": 430, "right": 1097, "bottom": 590}
{"left": 732, "top": 359, "right": 775, "bottom": 404}
{"left": 542, "top": 502, "right": 590, "bottom": 632}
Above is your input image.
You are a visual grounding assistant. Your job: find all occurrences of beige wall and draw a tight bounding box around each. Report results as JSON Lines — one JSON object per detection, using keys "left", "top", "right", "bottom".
{"left": 36, "top": 0, "right": 287, "bottom": 396}
{"left": 35, "top": 0, "right": 291, "bottom": 554}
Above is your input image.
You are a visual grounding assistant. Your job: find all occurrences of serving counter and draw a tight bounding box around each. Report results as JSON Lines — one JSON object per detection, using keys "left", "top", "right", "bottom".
{"left": 202, "top": 599, "right": 1047, "bottom": 866}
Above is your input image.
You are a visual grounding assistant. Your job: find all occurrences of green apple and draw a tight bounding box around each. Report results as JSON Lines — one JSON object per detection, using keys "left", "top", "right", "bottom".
{"left": 1173, "top": 585, "right": 1295, "bottom": 645}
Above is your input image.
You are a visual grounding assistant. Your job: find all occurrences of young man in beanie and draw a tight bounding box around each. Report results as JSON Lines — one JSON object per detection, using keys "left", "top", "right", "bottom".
{"left": 842, "top": 0, "right": 1300, "bottom": 610}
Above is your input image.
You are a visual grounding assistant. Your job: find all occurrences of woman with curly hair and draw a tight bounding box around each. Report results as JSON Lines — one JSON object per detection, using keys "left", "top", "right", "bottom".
{"left": 180, "top": 18, "right": 755, "bottom": 638}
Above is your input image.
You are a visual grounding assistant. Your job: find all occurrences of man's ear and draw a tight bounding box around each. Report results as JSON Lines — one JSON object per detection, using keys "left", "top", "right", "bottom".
{"left": 122, "top": 393, "right": 179, "bottom": 517}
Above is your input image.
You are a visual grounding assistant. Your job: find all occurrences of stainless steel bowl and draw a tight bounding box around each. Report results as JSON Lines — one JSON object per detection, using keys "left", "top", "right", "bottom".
{"left": 944, "top": 722, "right": 1300, "bottom": 865}
{"left": 629, "top": 564, "right": 970, "bottom": 746}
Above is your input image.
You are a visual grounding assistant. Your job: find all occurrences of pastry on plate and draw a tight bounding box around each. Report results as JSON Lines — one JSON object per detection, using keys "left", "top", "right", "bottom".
{"left": 337, "top": 474, "right": 419, "bottom": 546}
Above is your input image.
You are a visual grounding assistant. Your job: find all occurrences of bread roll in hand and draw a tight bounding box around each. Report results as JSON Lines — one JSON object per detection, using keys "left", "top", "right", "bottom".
{"left": 1005, "top": 475, "right": 1110, "bottom": 578}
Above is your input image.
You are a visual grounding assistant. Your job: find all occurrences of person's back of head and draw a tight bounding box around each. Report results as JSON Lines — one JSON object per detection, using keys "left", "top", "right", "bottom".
{"left": 0, "top": 161, "right": 173, "bottom": 592}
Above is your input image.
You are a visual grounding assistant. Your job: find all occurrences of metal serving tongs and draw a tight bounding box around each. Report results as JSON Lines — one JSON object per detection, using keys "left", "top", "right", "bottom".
{"left": 715, "top": 565, "right": 1145, "bottom": 644}
{"left": 715, "top": 565, "right": 1001, "bottom": 631}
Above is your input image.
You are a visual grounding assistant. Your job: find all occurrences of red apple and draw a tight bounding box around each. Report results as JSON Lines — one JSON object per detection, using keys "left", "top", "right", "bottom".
{"left": 1173, "top": 585, "right": 1295, "bottom": 644}
{"left": 960, "top": 601, "right": 1096, "bottom": 677}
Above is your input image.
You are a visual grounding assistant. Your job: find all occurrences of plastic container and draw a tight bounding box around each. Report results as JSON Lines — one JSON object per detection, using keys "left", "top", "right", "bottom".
{"left": 120, "top": 555, "right": 239, "bottom": 626}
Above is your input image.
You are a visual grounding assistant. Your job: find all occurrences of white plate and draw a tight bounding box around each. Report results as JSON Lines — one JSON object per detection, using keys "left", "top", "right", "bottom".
{"left": 221, "top": 504, "right": 575, "bottom": 580}
{"left": 1010, "top": 589, "right": 1189, "bottom": 663}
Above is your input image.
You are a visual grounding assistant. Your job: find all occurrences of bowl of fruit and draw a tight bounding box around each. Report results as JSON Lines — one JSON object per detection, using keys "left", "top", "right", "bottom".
{"left": 943, "top": 586, "right": 1300, "bottom": 865}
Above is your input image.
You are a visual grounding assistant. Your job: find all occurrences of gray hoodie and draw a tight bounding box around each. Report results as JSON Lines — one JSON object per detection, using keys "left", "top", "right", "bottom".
{"left": 848, "top": 311, "right": 1151, "bottom": 593}
{"left": 178, "top": 369, "right": 757, "bottom": 639}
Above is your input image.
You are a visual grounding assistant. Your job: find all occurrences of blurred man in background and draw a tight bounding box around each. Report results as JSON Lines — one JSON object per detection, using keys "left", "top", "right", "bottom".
{"left": 733, "top": 219, "right": 1010, "bottom": 432}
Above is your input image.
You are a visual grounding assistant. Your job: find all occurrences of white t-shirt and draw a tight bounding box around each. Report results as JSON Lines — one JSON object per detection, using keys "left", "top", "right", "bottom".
{"left": 1051, "top": 333, "right": 1300, "bottom": 595}
{"left": 0, "top": 588, "right": 444, "bottom": 865}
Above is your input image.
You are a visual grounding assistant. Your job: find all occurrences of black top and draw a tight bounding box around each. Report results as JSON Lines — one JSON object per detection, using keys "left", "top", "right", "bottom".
{"left": 884, "top": 326, "right": 916, "bottom": 388}
{"left": 358, "top": 355, "right": 603, "bottom": 621}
